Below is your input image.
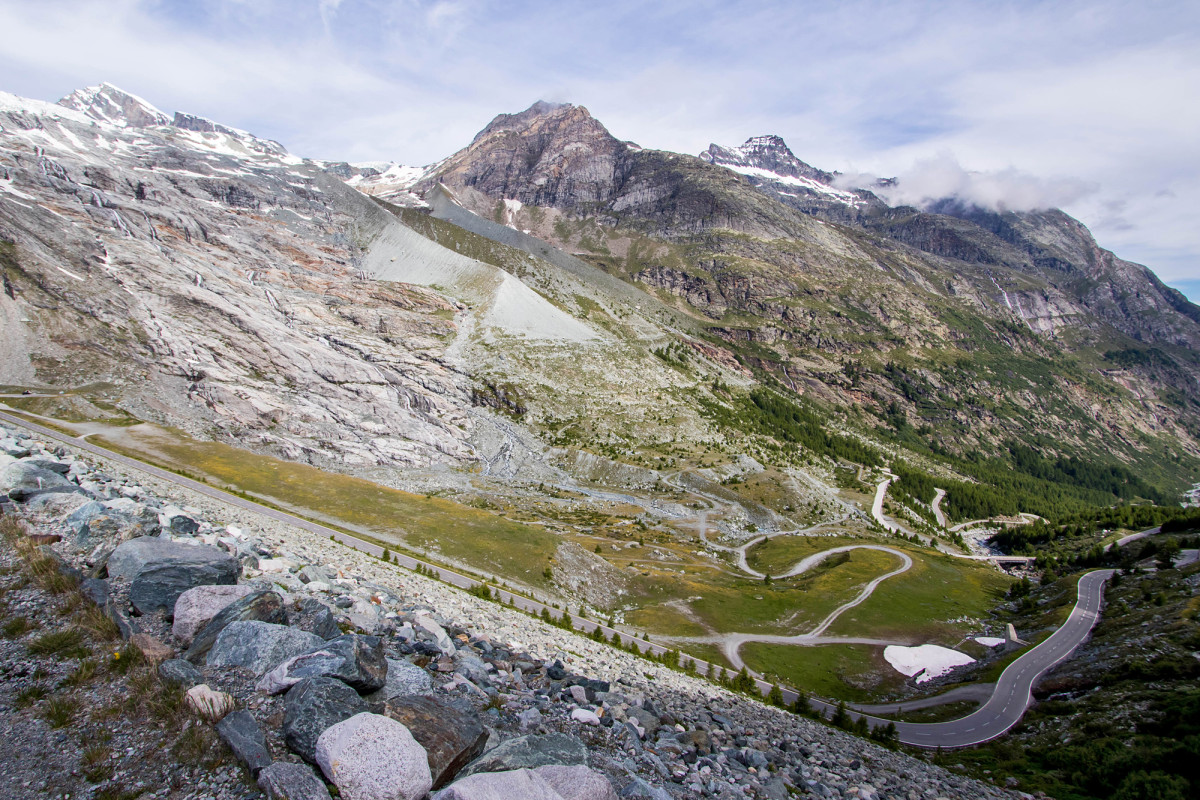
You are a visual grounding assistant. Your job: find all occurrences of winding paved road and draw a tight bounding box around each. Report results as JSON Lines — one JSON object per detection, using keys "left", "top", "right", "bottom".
{"left": 0, "top": 410, "right": 1117, "bottom": 748}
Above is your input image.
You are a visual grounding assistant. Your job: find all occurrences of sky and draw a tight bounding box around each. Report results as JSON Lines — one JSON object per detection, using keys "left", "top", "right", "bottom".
{"left": 2, "top": 0, "right": 1198, "bottom": 298}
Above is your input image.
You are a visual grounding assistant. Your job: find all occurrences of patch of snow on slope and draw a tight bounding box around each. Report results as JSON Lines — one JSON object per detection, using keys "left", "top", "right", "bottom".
{"left": 974, "top": 636, "right": 1005, "bottom": 647}
{"left": 724, "top": 164, "right": 866, "bottom": 206}
{"left": 884, "top": 644, "right": 975, "bottom": 683}
{"left": 0, "top": 91, "right": 94, "bottom": 125}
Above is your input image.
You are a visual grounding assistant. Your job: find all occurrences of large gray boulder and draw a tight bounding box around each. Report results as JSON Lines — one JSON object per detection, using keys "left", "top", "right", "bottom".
{"left": 158, "top": 658, "right": 204, "bottom": 687}
{"left": 258, "top": 761, "right": 333, "bottom": 800}
{"left": 172, "top": 584, "right": 257, "bottom": 644}
{"left": 184, "top": 590, "right": 287, "bottom": 663}
{"left": 206, "top": 621, "right": 323, "bottom": 675}
{"left": 363, "top": 658, "right": 434, "bottom": 703}
{"left": 257, "top": 634, "right": 387, "bottom": 695}
{"left": 216, "top": 710, "right": 271, "bottom": 776}
{"left": 2, "top": 461, "right": 77, "bottom": 501}
{"left": 108, "top": 537, "right": 239, "bottom": 615}
{"left": 315, "top": 713, "right": 432, "bottom": 800}
{"left": 108, "top": 536, "right": 238, "bottom": 582}
{"left": 459, "top": 733, "right": 588, "bottom": 778}
{"left": 382, "top": 695, "right": 487, "bottom": 788}
{"left": 284, "top": 677, "right": 369, "bottom": 764}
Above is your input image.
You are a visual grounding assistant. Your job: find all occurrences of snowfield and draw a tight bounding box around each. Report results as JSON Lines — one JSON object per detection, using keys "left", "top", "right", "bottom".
{"left": 975, "top": 636, "right": 1006, "bottom": 648}
{"left": 884, "top": 644, "right": 976, "bottom": 683}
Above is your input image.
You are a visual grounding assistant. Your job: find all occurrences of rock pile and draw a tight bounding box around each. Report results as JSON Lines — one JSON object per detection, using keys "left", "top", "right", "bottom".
{"left": 0, "top": 421, "right": 1023, "bottom": 799}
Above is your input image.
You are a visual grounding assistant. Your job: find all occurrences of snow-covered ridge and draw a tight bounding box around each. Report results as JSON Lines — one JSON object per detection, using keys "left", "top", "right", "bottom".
{"left": 58, "top": 82, "right": 170, "bottom": 128}
{"left": 722, "top": 163, "right": 866, "bottom": 206}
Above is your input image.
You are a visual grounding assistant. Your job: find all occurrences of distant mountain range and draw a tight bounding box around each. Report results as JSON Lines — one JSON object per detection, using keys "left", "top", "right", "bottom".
{"left": 1, "top": 84, "right": 1195, "bottom": 517}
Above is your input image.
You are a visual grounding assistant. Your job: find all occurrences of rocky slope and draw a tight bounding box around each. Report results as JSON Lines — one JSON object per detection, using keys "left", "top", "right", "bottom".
{"left": 413, "top": 101, "right": 1200, "bottom": 475}
{"left": 0, "top": 419, "right": 1023, "bottom": 799}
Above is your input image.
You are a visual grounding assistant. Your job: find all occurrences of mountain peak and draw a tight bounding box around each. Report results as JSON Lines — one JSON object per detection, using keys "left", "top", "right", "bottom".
{"left": 472, "top": 100, "right": 595, "bottom": 143}
{"left": 57, "top": 82, "right": 170, "bottom": 128}
{"left": 700, "top": 135, "right": 832, "bottom": 184}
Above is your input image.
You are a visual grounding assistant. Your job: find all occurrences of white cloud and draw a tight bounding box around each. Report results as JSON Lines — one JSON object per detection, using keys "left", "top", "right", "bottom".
{"left": 836, "top": 152, "right": 1097, "bottom": 213}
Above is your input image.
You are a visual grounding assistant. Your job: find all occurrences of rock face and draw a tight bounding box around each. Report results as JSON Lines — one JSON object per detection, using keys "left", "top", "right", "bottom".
{"left": 257, "top": 634, "right": 387, "bottom": 695}
{"left": 315, "top": 712, "right": 432, "bottom": 800}
{"left": 184, "top": 590, "right": 288, "bottom": 662}
{"left": 206, "top": 620, "right": 323, "bottom": 675}
{"left": 283, "top": 676, "right": 369, "bottom": 764}
{"left": 1, "top": 85, "right": 476, "bottom": 473}
{"left": 382, "top": 696, "right": 488, "bottom": 788}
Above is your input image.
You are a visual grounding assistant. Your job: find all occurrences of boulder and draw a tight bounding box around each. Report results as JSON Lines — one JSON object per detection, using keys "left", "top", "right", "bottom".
{"left": 283, "top": 676, "right": 368, "bottom": 764}
{"left": 257, "top": 634, "right": 386, "bottom": 695}
{"left": 432, "top": 769, "right": 564, "bottom": 800}
{"left": 2, "top": 462, "right": 77, "bottom": 501}
{"left": 258, "top": 761, "right": 333, "bottom": 800}
{"left": 207, "top": 621, "right": 323, "bottom": 676}
{"left": 625, "top": 707, "right": 660, "bottom": 737}
{"left": 459, "top": 733, "right": 588, "bottom": 778}
{"left": 185, "top": 684, "right": 235, "bottom": 721}
{"left": 216, "top": 709, "right": 272, "bottom": 776}
{"left": 184, "top": 590, "right": 287, "bottom": 663}
{"left": 363, "top": 658, "right": 434, "bottom": 703}
{"left": 130, "top": 633, "right": 174, "bottom": 663}
{"left": 80, "top": 577, "right": 110, "bottom": 608}
{"left": 158, "top": 658, "right": 204, "bottom": 687}
{"left": 107, "top": 536, "right": 239, "bottom": 583}
{"left": 172, "top": 584, "right": 257, "bottom": 644}
{"left": 290, "top": 596, "right": 342, "bottom": 639}
{"left": 415, "top": 615, "right": 455, "bottom": 655}
{"left": 537, "top": 766, "right": 618, "bottom": 800}
{"left": 381, "top": 695, "right": 488, "bottom": 788}
{"left": 616, "top": 777, "right": 671, "bottom": 800}
{"left": 107, "top": 537, "right": 239, "bottom": 615}
{"left": 315, "top": 713, "right": 432, "bottom": 800}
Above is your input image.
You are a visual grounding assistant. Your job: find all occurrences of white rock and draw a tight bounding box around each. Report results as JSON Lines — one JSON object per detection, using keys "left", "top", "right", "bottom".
{"left": 416, "top": 615, "right": 455, "bottom": 655}
{"left": 172, "top": 584, "right": 257, "bottom": 644}
{"left": 316, "top": 713, "right": 431, "bottom": 800}
{"left": 306, "top": 581, "right": 332, "bottom": 593}
{"left": 432, "top": 769, "right": 563, "bottom": 800}
{"left": 570, "top": 708, "right": 600, "bottom": 726}
{"left": 185, "top": 684, "right": 235, "bottom": 721}
{"left": 536, "top": 765, "right": 618, "bottom": 800}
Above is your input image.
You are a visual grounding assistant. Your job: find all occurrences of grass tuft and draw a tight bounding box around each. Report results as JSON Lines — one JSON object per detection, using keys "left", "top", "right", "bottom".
{"left": 42, "top": 695, "right": 79, "bottom": 728}
{"left": 27, "top": 627, "right": 89, "bottom": 659}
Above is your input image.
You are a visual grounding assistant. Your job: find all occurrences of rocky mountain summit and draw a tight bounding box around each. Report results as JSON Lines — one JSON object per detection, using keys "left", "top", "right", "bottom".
{"left": 0, "top": 419, "right": 1023, "bottom": 799}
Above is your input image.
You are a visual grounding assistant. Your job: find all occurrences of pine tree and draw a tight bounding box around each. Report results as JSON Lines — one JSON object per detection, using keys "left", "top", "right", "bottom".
{"left": 766, "top": 684, "right": 784, "bottom": 707}
{"left": 791, "top": 690, "right": 812, "bottom": 716}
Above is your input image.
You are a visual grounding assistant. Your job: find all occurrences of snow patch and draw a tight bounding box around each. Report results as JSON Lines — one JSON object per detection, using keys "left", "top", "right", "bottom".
{"left": 974, "top": 636, "right": 1005, "bottom": 648}
{"left": 723, "top": 163, "right": 866, "bottom": 206}
{"left": 883, "top": 644, "right": 975, "bottom": 683}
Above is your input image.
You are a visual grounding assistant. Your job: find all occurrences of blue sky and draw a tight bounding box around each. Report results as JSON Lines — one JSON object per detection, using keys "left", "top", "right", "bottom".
{"left": 2, "top": 0, "right": 1198, "bottom": 297}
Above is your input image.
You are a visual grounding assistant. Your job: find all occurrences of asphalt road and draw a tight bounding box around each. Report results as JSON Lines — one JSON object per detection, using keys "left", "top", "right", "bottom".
{"left": 0, "top": 410, "right": 1115, "bottom": 748}
{"left": 886, "top": 568, "right": 1113, "bottom": 747}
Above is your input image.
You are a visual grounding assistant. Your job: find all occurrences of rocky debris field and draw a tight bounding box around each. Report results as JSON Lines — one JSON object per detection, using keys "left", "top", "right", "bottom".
{"left": 0, "top": 420, "right": 1024, "bottom": 800}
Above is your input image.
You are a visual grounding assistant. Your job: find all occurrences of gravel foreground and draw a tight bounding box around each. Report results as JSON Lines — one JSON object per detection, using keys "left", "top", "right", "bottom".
{"left": 0, "top": 419, "right": 1027, "bottom": 800}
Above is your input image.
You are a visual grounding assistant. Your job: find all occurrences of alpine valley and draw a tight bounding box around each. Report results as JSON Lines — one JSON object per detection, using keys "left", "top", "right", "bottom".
{"left": 3, "top": 83, "right": 1200, "bottom": 798}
